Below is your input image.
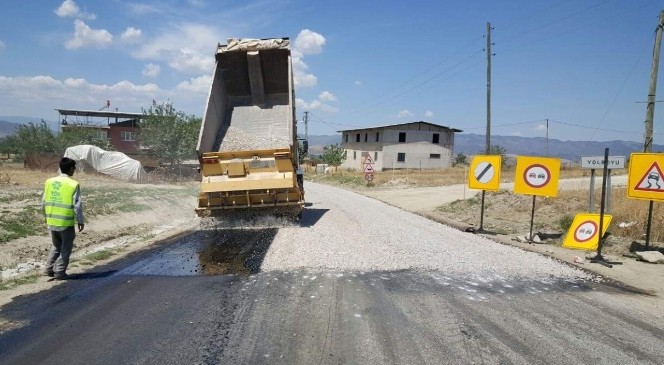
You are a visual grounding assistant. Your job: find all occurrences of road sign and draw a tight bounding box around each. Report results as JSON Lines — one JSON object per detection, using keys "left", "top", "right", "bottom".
{"left": 513, "top": 156, "right": 560, "bottom": 197}
{"left": 628, "top": 153, "right": 664, "bottom": 201}
{"left": 581, "top": 156, "right": 626, "bottom": 169}
{"left": 563, "top": 213, "right": 613, "bottom": 251}
{"left": 468, "top": 155, "right": 501, "bottom": 191}
{"left": 362, "top": 155, "right": 374, "bottom": 165}
{"left": 363, "top": 164, "right": 375, "bottom": 173}
{"left": 365, "top": 173, "right": 374, "bottom": 182}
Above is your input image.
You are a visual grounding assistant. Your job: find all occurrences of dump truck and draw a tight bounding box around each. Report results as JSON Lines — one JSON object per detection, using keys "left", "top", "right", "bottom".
{"left": 195, "top": 37, "right": 304, "bottom": 219}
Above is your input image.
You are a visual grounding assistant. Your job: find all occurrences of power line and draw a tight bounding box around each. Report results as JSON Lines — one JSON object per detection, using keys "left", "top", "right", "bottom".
{"left": 351, "top": 49, "right": 484, "bottom": 114}
{"left": 549, "top": 119, "right": 642, "bottom": 134}
{"left": 496, "top": 0, "right": 611, "bottom": 45}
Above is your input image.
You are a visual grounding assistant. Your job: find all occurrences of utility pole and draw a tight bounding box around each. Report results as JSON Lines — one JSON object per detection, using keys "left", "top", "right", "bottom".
{"left": 479, "top": 22, "right": 493, "bottom": 233}
{"left": 644, "top": 10, "right": 664, "bottom": 153}
{"left": 303, "top": 111, "right": 309, "bottom": 153}
{"left": 486, "top": 22, "right": 492, "bottom": 154}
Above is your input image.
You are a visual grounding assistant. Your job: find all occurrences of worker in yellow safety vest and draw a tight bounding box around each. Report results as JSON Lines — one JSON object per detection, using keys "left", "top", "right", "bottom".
{"left": 42, "top": 157, "right": 85, "bottom": 280}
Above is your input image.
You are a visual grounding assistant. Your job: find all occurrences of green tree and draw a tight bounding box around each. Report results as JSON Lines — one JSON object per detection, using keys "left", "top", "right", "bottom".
{"left": 454, "top": 152, "right": 468, "bottom": 165}
{"left": 297, "top": 140, "right": 308, "bottom": 162}
{"left": 0, "top": 134, "right": 18, "bottom": 156}
{"left": 57, "top": 126, "right": 114, "bottom": 152}
{"left": 140, "top": 102, "right": 201, "bottom": 172}
{"left": 321, "top": 144, "right": 346, "bottom": 168}
{"left": 13, "top": 121, "right": 59, "bottom": 158}
{"left": 483, "top": 144, "right": 507, "bottom": 159}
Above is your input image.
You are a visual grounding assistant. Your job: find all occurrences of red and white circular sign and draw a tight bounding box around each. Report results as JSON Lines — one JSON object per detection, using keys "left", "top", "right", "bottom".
{"left": 523, "top": 164, "right": 551, "bottom": 188}
{"left": 574, "top": 220, "right": 598, "bottom": 242}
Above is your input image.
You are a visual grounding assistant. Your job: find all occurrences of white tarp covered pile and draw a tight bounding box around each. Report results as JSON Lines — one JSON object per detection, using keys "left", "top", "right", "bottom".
{"left": 63, "top": 145, "right": 145, "bottom": 181}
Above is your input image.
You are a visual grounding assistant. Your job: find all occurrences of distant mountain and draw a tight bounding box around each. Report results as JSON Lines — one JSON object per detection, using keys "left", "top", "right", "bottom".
{"left": 305, "top": 132, "right": 662, "bottom": 162}
{"left": 0, "top": 120, "right": 20, "bottom": 137}
{"left": 454, "top": 133, "right": 663, "bottom": 162}
{"left": 0, "top": 116, "right": 59, "bottom": 137}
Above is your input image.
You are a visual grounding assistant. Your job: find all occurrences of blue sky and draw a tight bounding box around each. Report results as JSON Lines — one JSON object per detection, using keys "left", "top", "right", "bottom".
{"left": 1, "top": 0, "right": 664, "bottom": 143}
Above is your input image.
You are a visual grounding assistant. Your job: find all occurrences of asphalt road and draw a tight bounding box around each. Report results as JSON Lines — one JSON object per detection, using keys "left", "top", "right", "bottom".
{"left": 1, "top": 180, "right": 662, "bottom": 365}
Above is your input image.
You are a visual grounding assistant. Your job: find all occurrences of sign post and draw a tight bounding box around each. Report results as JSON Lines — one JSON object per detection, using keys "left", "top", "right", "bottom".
{"left": 581, "top": 155, "right": 625, "bottom": 212}
{"left": 627, "top": 152, "right": 664, "bottom": 248}
{"left": 590, "top": 148, "right": 622, "bottom": 267}
{"left": 514, "top": 156, "right": 560, "bottom": 242}
{"left": 362, "top": 155, "right": 376, "bottom": 185}
{"left": 468, "top": 155, "right": 502, "bottom": 232}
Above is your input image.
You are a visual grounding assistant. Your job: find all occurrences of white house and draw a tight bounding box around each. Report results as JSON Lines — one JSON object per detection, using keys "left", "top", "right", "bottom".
{"left": 339, "top": 121, "right": 462, "bottom": 171}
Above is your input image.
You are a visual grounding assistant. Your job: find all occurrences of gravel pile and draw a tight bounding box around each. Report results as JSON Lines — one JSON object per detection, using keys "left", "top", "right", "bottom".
{"left": 217, "top": 126, "right": 290, "bottom": 151}
{"left": 259, "top": 182, "right": 596, "bottom": 282}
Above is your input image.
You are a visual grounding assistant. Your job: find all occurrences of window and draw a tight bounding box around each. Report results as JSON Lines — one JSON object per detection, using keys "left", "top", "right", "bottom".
{"left": 353, "top": 151, "right": 357, "bottom": 160}
{"left": 432, "top": 133, "right": 440, "bottom": 144}
{"left": 94, "top": 130, "right": 108, "bottom": 140}
{"left": 356, "top": 133, "right": 360, "bottom": 142}
{"left": 374, "top": 152, "right": 378, "bottom": 161}
{"left": 397, "top": 153, "right": 405, "bottom": 162}
{"left": 345, "top": 134, "right": 348, "bottom": 143}
{"left": 430, "top": 154, "right": 441, "bottom": 159}
{"left": 364, "top": 133, "right": 368, "bottom": 142}
{"left": 398, "top": 132, "right": 406, "bottom": 143}
{"left": 375, "top": 132, "right": 380, "bottom": 142}
{"left": 121, "top": 131, "right": 136, "bottom": 141}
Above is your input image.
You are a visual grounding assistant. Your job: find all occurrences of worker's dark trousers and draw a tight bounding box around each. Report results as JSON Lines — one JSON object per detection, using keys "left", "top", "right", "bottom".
{"left": 45, "top": 226, "right": 76, "bottom": 274}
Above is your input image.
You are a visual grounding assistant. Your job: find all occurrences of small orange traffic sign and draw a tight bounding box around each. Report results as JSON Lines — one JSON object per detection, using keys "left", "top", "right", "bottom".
{"left": 468, "top": 155, "right": 501, "bottom": 191}
{"left": 563, "top": 213, "right": 612, "bottom": 251}
{"left": 628, "top": 153, "right": 664, "bottom": 201}
{"left": 513, "top": 156, "right": 560, "bottom": 197}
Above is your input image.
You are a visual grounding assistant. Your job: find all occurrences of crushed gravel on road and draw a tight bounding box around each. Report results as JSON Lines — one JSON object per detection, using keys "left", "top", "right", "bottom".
{"left": 259, "top": 182, "right": 597, "bottom": 283}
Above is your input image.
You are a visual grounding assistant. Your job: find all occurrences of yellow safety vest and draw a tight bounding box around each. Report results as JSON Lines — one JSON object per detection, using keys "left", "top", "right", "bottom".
{"left": 44, "top": 176, "right": 79, "bottom": 227}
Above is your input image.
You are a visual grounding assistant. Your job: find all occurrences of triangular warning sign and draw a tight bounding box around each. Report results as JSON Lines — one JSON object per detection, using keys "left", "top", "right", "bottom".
{"left": 634, "top": 162, "right": 664, "bottom": 192}
{"left": 363, "top": 164, "right": 375, "bottom": 173}
{"left": 363, "top": 155, "right": 374, "bottom": 164}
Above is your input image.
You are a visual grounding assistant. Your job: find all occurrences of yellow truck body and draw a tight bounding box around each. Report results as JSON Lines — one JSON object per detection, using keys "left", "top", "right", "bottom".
{"left": 195, "top": 37, "right": 304, "bottom": 218}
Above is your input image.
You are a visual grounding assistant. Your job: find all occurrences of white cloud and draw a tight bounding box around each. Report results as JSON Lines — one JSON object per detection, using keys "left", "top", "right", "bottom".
{"left": 425, "top": 110, "right": 434, "bottom": 118}
{"left": 535, "top": 124, "right": 548, "bottom": 131}
{"left": 510, "top": 131, "right": 523, "bottom": 136}
{"left": 65, "top": 20, "right": 113, "bottom": 49}
{"left": 121, "top": 27, "right": 142, "bottom": 43}
{"left": 0, "top": 40, "right": 5, "bottom": 54}
{"left": 126, "top": 3, "right": 161, "bottom": 15}
{"left": 396, "top": 110, "right": 414, "bottom": 118}
{"left": 294, "top": 72, "right": 317, "bottom": 88}
{"left": 296, "top": 98, "right": 338, "bottom": 113}
{"left": 176, "top": 75, "right": 212, "bottom": 93}
{"left": 0, "top": 75, "right": 161, "bottom": 115}
{"left": 55, "top": 0, "right": 96, "bottom": 20}
{"left": 319, "top": 91, "right": 336, "bottom": 102}
{"left": 294, "top": 29, "right": 326, "bottom": 55}
{"left": 132, "top": 23, "right": 219, "bottom": 74}
{"left": 291, "top": 29, "right": 326, "bottom": 88}
{"left": 355, "top": 81, "right": 363, "bottom": 86}
{"left": 142, "top": 63, "right": 161, "bottom": 78}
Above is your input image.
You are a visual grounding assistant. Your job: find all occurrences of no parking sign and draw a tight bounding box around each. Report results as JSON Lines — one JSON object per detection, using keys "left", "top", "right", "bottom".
{"left": 513, "top": 156, "right": 560, "bottom": 197}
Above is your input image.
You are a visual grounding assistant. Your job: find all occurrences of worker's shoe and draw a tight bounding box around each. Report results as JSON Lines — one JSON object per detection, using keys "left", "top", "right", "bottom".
{"left": 54, "top": 272, "right": 69, "bottom": 280}
{"left": 44, "top": 270, "right": 54, "bottom": 277}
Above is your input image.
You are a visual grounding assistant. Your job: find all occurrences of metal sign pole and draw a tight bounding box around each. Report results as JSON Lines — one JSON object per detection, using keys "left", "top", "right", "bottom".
{"left": 528, "top": 195, "right": 536, "bottom": 243}
{"left": 645, "top": 200, "right": 654, "bottom": 249}
{"left": 479, "top": 190, "right": 486, "bottom": 231}
{"left": 589, "top": 169, "right": 595, "bottom": 212}
{"left": 591, "top": 148, "right": 621, "bottom": 268}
